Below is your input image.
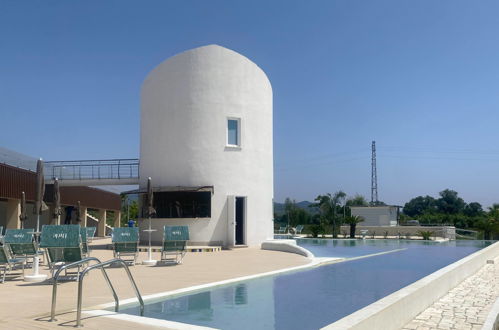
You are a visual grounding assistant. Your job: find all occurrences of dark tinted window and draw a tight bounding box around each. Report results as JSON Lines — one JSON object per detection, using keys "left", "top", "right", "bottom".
{"left": 153, "top": 191, "right": 211, "bottom": 218}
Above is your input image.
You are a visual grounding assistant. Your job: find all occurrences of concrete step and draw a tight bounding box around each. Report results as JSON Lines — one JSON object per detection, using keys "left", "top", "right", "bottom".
{"left": 86, "top": 214, "right": 112, "bottom": 235}
{"left": 105, "top": 245, "right": 222, "bottom": 253}
{"left": 87, "top": 214, "right": 99, "bottom": 222}
{"left": 231, "top": 245, "right": 248, "bottom": 249}
{"left": 138, "top": 246, "right": 222, "bottom": 253}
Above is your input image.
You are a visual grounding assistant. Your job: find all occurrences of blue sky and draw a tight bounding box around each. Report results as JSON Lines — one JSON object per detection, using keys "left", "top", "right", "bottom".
{"left": 1, "top": 1, "right": 499, "bottom": 207}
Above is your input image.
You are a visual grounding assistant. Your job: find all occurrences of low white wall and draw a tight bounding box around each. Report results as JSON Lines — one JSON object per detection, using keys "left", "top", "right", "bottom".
{"left": 323, "top": 241, "right": 499, "bottom": 330}
{"left": 340, "top": 225, "right": 456, "bottom": 240}
{"left": 261, "top": 240, "right": 314, "bottom": 258}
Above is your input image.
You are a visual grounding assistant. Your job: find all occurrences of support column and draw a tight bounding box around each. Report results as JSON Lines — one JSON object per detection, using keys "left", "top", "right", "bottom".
{"left": 49, "top": 205, "right": 59, "bottom": 225}
{"left": 80, "top": 206, "right": 88, "bottom": 227}
{"left": 114, "top": 211, "right": 121, "bottom": 228}
{"left": 97, "top": 209, "right": 107, "bottom": 237}
{"left": 6, "top": 199, "right": 21, "bottom": 229}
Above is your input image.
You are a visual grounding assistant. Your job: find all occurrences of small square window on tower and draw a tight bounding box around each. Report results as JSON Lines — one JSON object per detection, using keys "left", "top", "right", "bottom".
{"left": 227, "top": 118, "right": 241, "bottom": 147}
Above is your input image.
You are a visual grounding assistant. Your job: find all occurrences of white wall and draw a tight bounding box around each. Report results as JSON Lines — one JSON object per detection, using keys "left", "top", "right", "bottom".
{"left": 139, "top": 45, "right": 273, "bottom": 247}
{"left": 0, "top": 200, "right": 86, "bottom": 230}
{"left": 351, "top": 206, "right": 398, "bottom": 226}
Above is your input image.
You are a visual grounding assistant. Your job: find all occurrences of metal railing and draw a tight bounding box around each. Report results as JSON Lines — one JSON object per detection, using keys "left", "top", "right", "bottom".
{"left": 44, "top": 159, "right": 139, "bottom": 181}
{"left": 456, "top": 228, "right": 479, "bottom": 240}
{"left": 50, "top": 257, "right": 113, "bottom": 322}
{"left": 50, "top": 257, "right": 144, "bottom": 328}
{"left": 76, "top": 258, "right": 144, "bottom": 327}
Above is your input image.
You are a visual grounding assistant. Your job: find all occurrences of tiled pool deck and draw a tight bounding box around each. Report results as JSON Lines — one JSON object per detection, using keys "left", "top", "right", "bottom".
{"left": 403, "top": 256, "right": 499, "bottom": 330}
{"left": 0, "top": 238, "right": 309, "bottom": 329}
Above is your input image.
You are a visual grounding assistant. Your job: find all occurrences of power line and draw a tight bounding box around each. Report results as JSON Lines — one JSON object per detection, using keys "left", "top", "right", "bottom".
{"left": 378, "top": 154, "right": 499, "bottom": 162}
{"left": 382, "top": 146, "right": 499, "bottom": 155}
{"left": 274, "top": 149, "right": 368, "bottom": 172}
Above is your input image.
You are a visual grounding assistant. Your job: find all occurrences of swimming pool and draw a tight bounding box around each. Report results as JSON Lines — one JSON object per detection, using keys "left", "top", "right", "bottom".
{"left": 296, "top": 237, "right": 458, "bottom": 257}
{"left": 119, "top": 239, "right": 492, "bottom": 329}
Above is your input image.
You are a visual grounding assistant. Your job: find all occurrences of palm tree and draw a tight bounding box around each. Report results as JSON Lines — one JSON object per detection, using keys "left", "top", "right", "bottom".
{"left": 284, "top": 198, "right": 296, "bottom": 233}
{"left": 332, "top": 191, "right": 347, "bottom": 218}
{"left": 478, "top": 206, "right": 499, "bottom": 240}
{"left": 332, "top": 191, "right": 346, "bottom": 237}
{"left": 311, "top": 191, "right": 347, "bottom": 238}
{"left": 344, "top": 215, "right": 364, "bottom": 238}
{"left": 312, "top": 194, "right": 333, "bottom": 236}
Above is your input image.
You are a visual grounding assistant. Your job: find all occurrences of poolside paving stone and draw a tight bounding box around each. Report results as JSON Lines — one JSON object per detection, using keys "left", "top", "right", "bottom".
{"left": 402, "top": 256, "right": 499, "bottom": 330}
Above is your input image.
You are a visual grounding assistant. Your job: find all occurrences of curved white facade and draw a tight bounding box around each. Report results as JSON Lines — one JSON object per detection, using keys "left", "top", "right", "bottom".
{"left": 139, "top": 45, "right": 273, "bottom": 247}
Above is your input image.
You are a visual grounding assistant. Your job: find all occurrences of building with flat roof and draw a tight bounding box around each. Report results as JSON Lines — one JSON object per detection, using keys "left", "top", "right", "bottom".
{"left": 350, "top": 205, "right": 399, "bottom": 227}
{"left": 0, "top": 157, "right": 121, "bottom": 235}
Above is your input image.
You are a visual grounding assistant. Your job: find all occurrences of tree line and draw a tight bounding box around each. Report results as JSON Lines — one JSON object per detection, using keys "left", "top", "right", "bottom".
{"left": 275, "top": 189, "right": 499, "bottom": 239}
{"left": 401, "top": 189, "right": 499, "bottom": 239}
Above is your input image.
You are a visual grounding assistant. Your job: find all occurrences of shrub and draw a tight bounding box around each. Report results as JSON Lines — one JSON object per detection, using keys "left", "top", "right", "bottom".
{"left": 418, "top": 230, "right": 433, "bottom": 240}
{"left": 371, "top": 231, "right": 376, "bottom": 239}
{"left": 309, "top": 224, "right": 324, "bottom": 238}
{"left": 405, "top": 232, "right": 411, "bottom": 239}
{"left": 383, "top": 231, "right": 389, "bottom": 239}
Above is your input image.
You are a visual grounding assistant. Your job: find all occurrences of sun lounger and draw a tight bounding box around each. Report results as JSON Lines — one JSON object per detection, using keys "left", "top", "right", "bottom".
{"left": 112, "top": 227, "right": 139, "bottom": 265}
{"left": 277, "top": 226, "right": 287, "bottom": 234}
{"left": 161, "top": 226, "right": 189, "bottom": 264}
{"left": 3, "top": 229, "right": 42, "bottom": 265}
{"left": 0, "top": 245, "right": 25, "bottom": 283}
{"left": 295, "top": 225, "right": 304, "bottom": 235}
{"left": 85, "top": 227, "right": 96, "bottom": 242}
{"left": 80, "top": 228, "right": 90, "bottom": 257}
{"left": 40, "top": 225, "right": 85, "bottom": 278}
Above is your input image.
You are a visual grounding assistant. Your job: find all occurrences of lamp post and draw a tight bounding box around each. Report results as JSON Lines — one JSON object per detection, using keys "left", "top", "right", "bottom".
{"left": 24, "top": 158, "right": 48, "bottom": 282}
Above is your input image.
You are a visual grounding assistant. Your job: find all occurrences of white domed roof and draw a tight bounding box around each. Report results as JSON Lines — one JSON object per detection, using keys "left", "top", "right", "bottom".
{"left": 142, "top": 44, "right": 271, "bottom": 90}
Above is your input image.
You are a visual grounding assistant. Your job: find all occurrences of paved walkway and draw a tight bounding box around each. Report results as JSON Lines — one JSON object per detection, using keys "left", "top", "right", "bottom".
{"left": 0, "top": 238, "right": 310, "bottom": 329}
{"left": 402, "top": 257, "right": 499, "bottom": 330}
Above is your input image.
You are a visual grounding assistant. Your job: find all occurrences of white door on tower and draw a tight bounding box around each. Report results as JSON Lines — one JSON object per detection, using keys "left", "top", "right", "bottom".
{"left": 227, "top": 195, "right": 236, "bottom": 247}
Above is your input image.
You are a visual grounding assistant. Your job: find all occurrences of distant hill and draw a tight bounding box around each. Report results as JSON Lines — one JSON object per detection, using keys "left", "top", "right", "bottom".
{"left": 274, "top": 200, "right": 319, "bottom": 216}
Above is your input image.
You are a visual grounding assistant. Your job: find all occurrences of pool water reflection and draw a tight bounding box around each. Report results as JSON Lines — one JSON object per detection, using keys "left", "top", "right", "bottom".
{"left": 296, "top": 238, "right": 456, "bottom": 258}
{"left": 120, "top": 239, "right": 492, "bottom": 330}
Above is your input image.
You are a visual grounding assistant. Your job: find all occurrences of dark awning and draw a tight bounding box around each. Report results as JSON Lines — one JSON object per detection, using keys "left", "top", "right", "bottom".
{"left": 121, "top": 185, "right": 214, "bottom": 195}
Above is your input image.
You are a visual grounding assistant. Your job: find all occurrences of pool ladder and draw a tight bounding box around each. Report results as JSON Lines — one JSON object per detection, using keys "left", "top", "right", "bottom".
{"left": 50, "top": 257, "right": 144, "bottom": 327}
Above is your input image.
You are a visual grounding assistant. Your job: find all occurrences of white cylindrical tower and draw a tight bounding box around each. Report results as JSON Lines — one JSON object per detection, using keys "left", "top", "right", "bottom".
{"left": 139, "top": 45, "right": 273, "bottom": 247}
